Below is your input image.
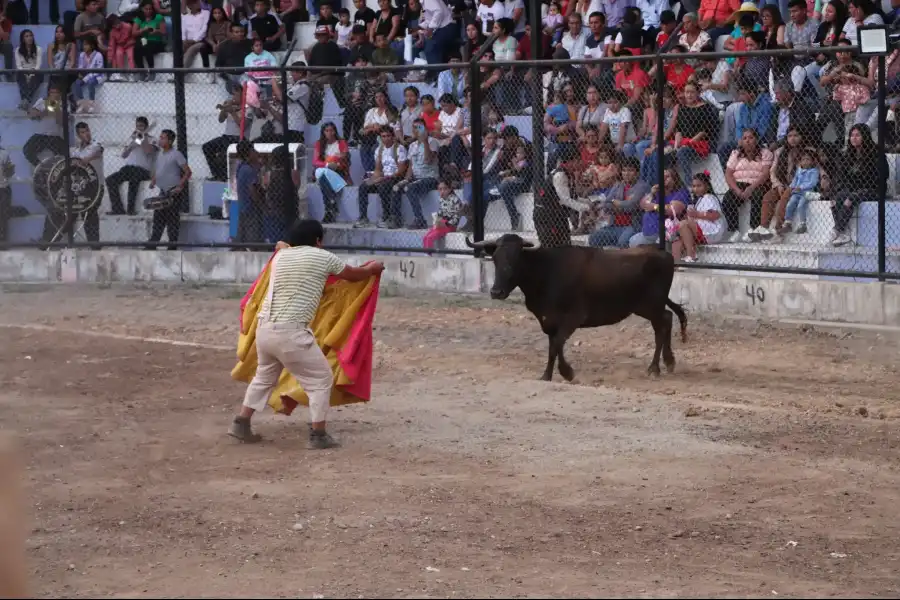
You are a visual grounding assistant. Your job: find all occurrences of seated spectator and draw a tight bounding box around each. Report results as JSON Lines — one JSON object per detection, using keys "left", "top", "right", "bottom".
{"left": 518, "top": 23, "right": 553, "bottom": 70}
{"left": 612, "top": 7, "right": 644, "bottom": 55}
{"left": 243, "top": 37, "right": 279, "bottom": 98}
{"left": 356, "top": 126, "right": 408, "bottom": 229}
{"left": 698, "top": 0, "right": 744, "bottom": 41}
{"left": 353, "top": 0, "right": 375, "bottom": 37}
{"left": 575, "top": 84, "right": 607, "bottom": 139}
{"left": 722, "top": 12, "right": 761, "bottom": 70}
{"left": 584, "top": 12, "right": 612, "bottom": 89}
{"left": 543, "top": 47, "right": 578, "bottom": 104}
{"left": 840, "top": 0, "right": 883, "bottom": 46}
{"left": 107, "top": 116, "right": 158, "bottom": 215}
{"left": 397, "top": 86, "right": 423, "bottom": 145}
{"left": 14, "top": 29, "right": 42, "bottom": 111}
{"left": 770, "top": 49, "right": 819, "bottom": 109}
{"left": 661, "top": 45, "right": 695, "bottom": 98}
{"left": 613, "top": 49, "right": 650, "bottom": 110}
{"left": 560, "top": 12, "right": 590, "bottom": 60}
{"left": 361, "top": 89, "right": 399, "bottom": 174}
{"left": 599, "top": 90, "right": 635, "bottom": 155}
{"left": 277, "top": 0, "right": 309, "bottom": 43}
{"left": 722, "top": 129, "right": 774, "bottom": 243}
{"left": 346, "top": 24, "right": 374, "bottom": 63}
{"left": 678, "top": 12, "right": 711, "bottom": 55}
{"left": 423, "top": 180, "right": 465, "bottom": 248}
{"left": 806, "top": 1, "right": 847, "bottom": 97}
{"left": 543, "top": 1, "right": 565, "bottom": 39}
{"left": 718, "top": 77, "right": 774, "bottom": 169}
{"left": 72, "top": 36, "right": 104, "bottom": 114}
{"left": 133, "top": 1, "right": 166, "bottom": 81}
{"left": 46, "top": 26, "right": 75, "bottom": 94}
{"left": 420, "top": 93, "right": 441, "bottom": 132}
{"left": 770, "top": 77, "right": 819, "bottom": 151}
{"left": 343, "top": 54, "right": 374, "bottom": 147}
{"left": 73, "top": 0, "right": 106, "bottom": 53}
{"left": 203, "top": 88, "right": 250, "bottom": 182}
{"left": 646, "top": 81, "right": 719, "bottom": 185}
{"left": 465, "top": 128, "right": 502, "bottom": 215}
{"left": 655, "top": 9, "right": 677, "bottom": 48}
{"left": 313, "top": 122, "right": 351, "bottom": 223}
{"left": 434, "top": 93, "right": 467, "bottom": 180}
{"left": 462, "top": 21, "right": 486, "bottom": 60}
{"left": 819, "top": 39, "right": 873, "bottom": 141}
{"left": 759, "top": 5, "right": 785, "bottom": 48}
{"left": 488, "top": 141, "right": 531, "bottom": 233}
{"left": 0, "top": 10, "right": 13, "bottom": 81}
{"left": 545, "top": 88, "right": 579, "bottom": 172}
{"left": 734, "top": 31, "right": 770, "bottom": 92}
{"left": 760, "top": 126, "right": 809, "bottom": 234}
{"left": 437, "top": 54, "right": 467, "bottom": 104}
{"left": 671, "top": 171, "right": 727, "bottom": 261}
{"left": 694, "top": 47, "right": 734, "bottom": 108}
{"left": 827, "top": 124, "right": 885, "bottom": 246}
{"left": 316, "top": 3, "right": 339, "bottom": 37}
{"left": 335, "top": 8, "right": 353, "bottom": 48}
{"left": 492, "top": 18, "right": 522, "bottom": 112}
{"left": 397, "top": 118, "right": 440, "bottom": 228}
{"left": 372, "top": 0, "right": 403, "bottom": 55}
{"left": 151, "top": 0, "right": 173, "bottom": 45}
{"left": 107, "top": 14, "right": 136, "bottom": 81}
{"left": 629, "top": 166, "right": 689, "bottom": 247}
{"left": 587, "top": 156, "right": 648, "bottom": 248}
{"left": 785, "top": 0, "right": 819, "bottom": 50}
{"left": 371, "top": 31, "right": 401, "bottom": 73}
{"left": 777, "top": 148, "right": 820, "bottom": 235}
{"left": 181, "top": 0, "right": 211, "bottom": 73}
{"left": 626, "top": 85, "right": 678, "bottom": 181}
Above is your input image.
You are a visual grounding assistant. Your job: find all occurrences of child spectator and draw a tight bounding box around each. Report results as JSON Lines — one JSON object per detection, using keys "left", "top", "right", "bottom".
{"left": 336, "top": 8, "right": 353, "bottom": 48}
{"left": 778, "top": 148, "right": 820, "bottom": 234}
{"left": 656, "top": 10, "right": 677, "bottom": 48}
{"left": 599, "top": 90, "right": 635, "bottom": 153}
{"left": 543, "top": 2, "right": 564, "bottom": 36}
{"left": 423, "top": 180, "right": 465, "bottom": 248}
{"left": 72, "top": 36, "right": 104, "bottom": 113}
{"left": 671, "top": 171, "right": 727, "bottom": 262}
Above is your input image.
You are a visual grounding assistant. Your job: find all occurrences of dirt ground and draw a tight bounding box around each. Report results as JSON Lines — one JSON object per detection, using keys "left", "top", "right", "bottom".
{"left": 1, "top": 283, "right": 900, "bottom": 599}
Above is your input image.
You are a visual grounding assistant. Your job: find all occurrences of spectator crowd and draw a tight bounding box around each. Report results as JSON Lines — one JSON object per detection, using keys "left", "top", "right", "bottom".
{"left": 1, "top": 0, "right": 899, "bottom": 252}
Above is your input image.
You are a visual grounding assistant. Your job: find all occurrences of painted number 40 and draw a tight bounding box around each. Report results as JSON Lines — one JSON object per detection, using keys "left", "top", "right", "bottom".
{"left": 398, "top": 261, "right": 416, "bottom": 279}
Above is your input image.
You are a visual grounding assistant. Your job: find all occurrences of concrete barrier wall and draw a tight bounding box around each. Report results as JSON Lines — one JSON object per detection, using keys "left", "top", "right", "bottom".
{"left": 2, "top": 249, "right": 899, "bottom": 327}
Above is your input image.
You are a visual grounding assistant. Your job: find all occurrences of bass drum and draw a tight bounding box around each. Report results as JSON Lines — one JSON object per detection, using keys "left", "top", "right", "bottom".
{"left": 32, "top": 156, "right": 64, "bottom": 213}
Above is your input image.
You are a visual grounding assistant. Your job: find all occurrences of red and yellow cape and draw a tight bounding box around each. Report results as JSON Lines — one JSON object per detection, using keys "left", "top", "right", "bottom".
{"left": 230, "top": 251, "right": 380, "bottom": 415}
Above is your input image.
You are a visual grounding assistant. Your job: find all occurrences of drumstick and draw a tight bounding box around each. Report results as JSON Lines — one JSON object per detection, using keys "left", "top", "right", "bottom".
{"left": 0, "top": 435, "right": 27, "bottom": 598}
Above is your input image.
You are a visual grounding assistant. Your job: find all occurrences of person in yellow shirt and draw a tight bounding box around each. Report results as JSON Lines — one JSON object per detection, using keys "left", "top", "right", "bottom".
{"left": 229, "top": 219, "right": 384, "bottom": 449}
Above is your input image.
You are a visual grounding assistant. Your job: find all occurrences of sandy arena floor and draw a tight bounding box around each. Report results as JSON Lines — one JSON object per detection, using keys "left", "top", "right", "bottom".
{"left": 1, "top": 282, "right": 900, "bottom": 598}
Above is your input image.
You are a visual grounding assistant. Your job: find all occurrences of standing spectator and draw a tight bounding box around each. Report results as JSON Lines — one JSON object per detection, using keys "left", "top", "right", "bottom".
{"left": 133, "top": 1, "right": 167, "bottom": 81}
{"left": 422, "top": 0, "right": 456, "bottom": 66}
{"left": 313, "top": 122, "right": 351, "bottom": 223}
{"left": 107, "top": 116, "right": 158, "bottom": 215}
{"left": 600, "top": 0, "right": 630, "bottom": 30}
{"left": 263, "top": 145, "right": 301, "bottom": 243}
{"left": 215, "top": 22, "right": 252, "bottom": 92}
{"left": 827, "top": 123, "right": 885, "bottom": 246}
{"left": 398, "top": 118, "right": 440, "bottom": 228}
{"left": 107, "top": 14, "right": 136, "bottom": 81}
{"left": 72, "top": 36, "right": 104, "bottom": 114}
{"left": 73, "top": 0, "right": 106, "bottom": 52}
{"left": 423, "top": 180, "right": 465, "bottom": 248}
{"left": 234, "top": 140, "right": 264, "bottom": 244}
{"left": 14, "top": 29, "right": 42, "bottom": 111}
{"left": 475, "top": 0, "right": 505, "bottom": 36}
{"left": 355, "top": 126, "right": 408, "bottom": 228}
{"left": 147, "top": 129, "right": 192, "bottom": 250}
{"left": 249, "top": 0, "right": 285, "bottom": 51}
{"left": 283, "top": 62, "right": 309, "bottom": 144}
{"left": 182, "top": 0, "right": 211, "bottom": 70}
{"left": 722, "top": 129, "right": 774, "bottom": 242}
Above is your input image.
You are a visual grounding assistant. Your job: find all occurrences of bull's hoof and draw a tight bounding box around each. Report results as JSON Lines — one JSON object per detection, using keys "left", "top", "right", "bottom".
{"left": 647, "top": 364, "right": 661, "bottom": 377}
{"left": 558, "top": 363, "right": 575, "bottom": 382}
{"left": 539, "top": 373, "right": 553, "bottom": 382}
{"left": 664, "top": 360, "right": 676, "bottom": 374}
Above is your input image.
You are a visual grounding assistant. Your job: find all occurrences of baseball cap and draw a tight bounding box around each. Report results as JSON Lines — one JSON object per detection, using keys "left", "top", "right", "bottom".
{"left": 315, "top": 25, "right": 330, "bottom": 35}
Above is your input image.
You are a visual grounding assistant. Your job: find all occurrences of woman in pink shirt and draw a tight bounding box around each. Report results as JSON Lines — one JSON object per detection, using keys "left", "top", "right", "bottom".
{"left": 106, "top": 14, "right": 135, "bottom": 81}
{"left": 721, "top": 129, "right": 774, "bottom": 243}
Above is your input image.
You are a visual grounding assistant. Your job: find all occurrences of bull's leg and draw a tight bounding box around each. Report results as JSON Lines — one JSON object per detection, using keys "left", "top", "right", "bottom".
{"left": 646, "top": 314, "right": 665, "bottom": 377}
{"left": 557, "top": 346, "right": 575, "bottom": 382}
{"left": 541, "top": 333, "right": 557, "bottom": 381}
{"left": 661, "top": 310, "right": 676, "bottom": 373}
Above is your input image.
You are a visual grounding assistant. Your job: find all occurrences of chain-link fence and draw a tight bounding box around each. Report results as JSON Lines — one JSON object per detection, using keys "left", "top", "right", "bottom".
{"left": 3, "top": 40, "right": 900, "bottom": 279}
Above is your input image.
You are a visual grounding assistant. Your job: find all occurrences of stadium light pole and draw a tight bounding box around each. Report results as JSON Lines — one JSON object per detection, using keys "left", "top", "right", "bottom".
{"left": 858, "top": 24, "right": 889, "bottom": 281}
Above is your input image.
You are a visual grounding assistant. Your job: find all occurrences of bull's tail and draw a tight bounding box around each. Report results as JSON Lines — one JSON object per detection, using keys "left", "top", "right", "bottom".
{"left": 666, "top": 299, "right": 688, "bottom": 343}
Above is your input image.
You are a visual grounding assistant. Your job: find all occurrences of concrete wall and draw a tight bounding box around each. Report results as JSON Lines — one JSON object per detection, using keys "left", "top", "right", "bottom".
{"left": 2, "top": 249, "right": 899, "bottom": 327}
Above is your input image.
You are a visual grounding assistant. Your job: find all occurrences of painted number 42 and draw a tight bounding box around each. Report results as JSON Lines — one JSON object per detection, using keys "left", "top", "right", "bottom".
{"left": 398, "top": 261, "right": 416, "bottom": 279}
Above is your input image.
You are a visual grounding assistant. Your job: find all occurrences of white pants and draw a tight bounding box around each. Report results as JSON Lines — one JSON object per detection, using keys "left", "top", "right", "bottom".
{"left": 242, "top": 322, "right": 333, "bottom": 423}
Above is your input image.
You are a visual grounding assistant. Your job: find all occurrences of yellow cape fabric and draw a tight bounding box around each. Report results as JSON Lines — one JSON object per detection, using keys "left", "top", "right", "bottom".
{"left": 229, "top": 262, "right": 377, "bottom": 414}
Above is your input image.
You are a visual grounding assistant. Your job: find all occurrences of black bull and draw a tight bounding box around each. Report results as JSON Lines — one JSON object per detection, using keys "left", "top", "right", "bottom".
{"left": 467, "top": 235, "right": 688, "bottom": 380}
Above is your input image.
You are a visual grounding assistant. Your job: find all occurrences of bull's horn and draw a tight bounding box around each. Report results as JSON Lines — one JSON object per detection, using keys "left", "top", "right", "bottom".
{"left": 523, "top": 241, "right": 540, "bottom": 251}
{"left": 465, "top": 237, "right": 493, "bottom": 249}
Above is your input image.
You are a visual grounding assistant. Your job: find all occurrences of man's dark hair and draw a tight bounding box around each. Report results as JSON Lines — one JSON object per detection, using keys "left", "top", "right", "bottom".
{"left": 136, "top": 116, "right": 149, "bottom": 127}
{"left": 738, "top": 13, "right": 755, "bottom": 28}
{"left": 788, "top": 0, "right": 806, "bottom": 9}
{"left": 286, "top": 219, "right": 325, "bottom": 247}
{"left": 161, "top": 128, "right": 176, "bottom": 141}
{"left": 351, "top": 24, "right": 366, "bottom": 35}
{"left": 237, "top": 139, "right": 254, "bottom": 160}
{"left": 75, "top": 121, "right": 89, "bottom": 131}
{"left": 588, "top": 10, "right": 605, "bottom": 22}
{"left": 659, "top": 10, "right": 676, "bottom": 24}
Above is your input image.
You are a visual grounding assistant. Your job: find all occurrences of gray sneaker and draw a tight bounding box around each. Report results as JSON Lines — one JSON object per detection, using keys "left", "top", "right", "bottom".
{"left": 308, "top": 430, "right": 341, "bottom": 450}
{"left": 353, "top": 218, "right": 370, "bottom": 229}
{"left": 228, "top": 417, "right": 262, "bottom": 443}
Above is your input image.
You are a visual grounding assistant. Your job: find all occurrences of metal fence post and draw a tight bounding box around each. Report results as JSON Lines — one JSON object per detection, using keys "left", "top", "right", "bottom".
{"left": 656, "top": 50, "right": 666, "bottom": 251}
{"left": 877, "top": 53, "right": 887, "bottom": 282}
{"left": 469, "top": 60, "right": 485, "bottom": 249}
{"left": 171, "top": 0, "right": 188, "bottom": 161}
{"left": 280, "top": 64, "right": 294, "bottom": 224}
{"left": 60, "top": 89, "right": 74, "bottom": 247}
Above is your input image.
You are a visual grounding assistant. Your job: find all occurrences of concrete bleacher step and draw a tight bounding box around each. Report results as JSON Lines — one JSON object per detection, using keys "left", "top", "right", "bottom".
{"left": 7, "top": 213, "right": 230, "bottom": 245}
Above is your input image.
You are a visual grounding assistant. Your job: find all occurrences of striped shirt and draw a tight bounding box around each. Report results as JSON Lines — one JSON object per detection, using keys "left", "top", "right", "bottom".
{"left": 263, "top": 247, "right": 346, "bottom": 324}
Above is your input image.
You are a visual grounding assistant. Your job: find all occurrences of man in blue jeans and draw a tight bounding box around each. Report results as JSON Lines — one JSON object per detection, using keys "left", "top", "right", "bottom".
{"left": 421, "top": 0, "right": 457, "bottom": 79}
{"left": 397, "top": 118, "right": 440, "bottom": 229}
{"left": 588, "top": 157, "right": 648, "bottom": 248}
